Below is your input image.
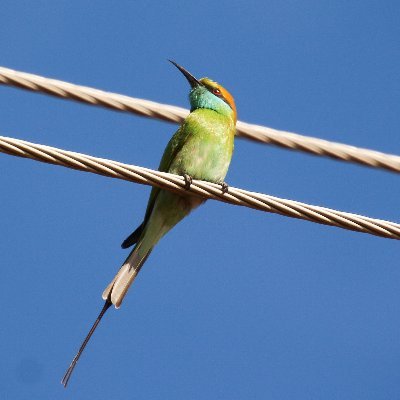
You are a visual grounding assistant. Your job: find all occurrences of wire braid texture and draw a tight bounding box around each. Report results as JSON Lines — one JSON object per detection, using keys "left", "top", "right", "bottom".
{"left": 1, "top": 135, "right": 400, "bottom": 241}
{"left": 1, "top": 66, "right": 400, "bottom": 173}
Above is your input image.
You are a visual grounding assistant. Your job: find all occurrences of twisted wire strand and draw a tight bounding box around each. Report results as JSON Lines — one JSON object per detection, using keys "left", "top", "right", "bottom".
{"left": 1, "top": 66, "right": 399, "bottom": 173}
{"left": 1, "top": 135, "right": 400, "bottom": 240}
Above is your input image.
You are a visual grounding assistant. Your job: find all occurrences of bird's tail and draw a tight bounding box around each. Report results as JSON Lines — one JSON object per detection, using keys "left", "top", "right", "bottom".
{"left": 62, "top": 232, "right": 157, "bottom": 387}
{"left": 102, "top": 242, "right": 152, "bottom": 308}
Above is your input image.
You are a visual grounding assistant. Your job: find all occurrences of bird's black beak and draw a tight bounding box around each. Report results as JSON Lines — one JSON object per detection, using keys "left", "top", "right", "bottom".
{"left": 168, "top": 60, "right": 202, "bottom": 88}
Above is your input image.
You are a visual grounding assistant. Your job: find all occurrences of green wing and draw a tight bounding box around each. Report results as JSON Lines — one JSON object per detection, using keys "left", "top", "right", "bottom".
{"left": 121, "top": 124, "right": 191, "bottom": 248}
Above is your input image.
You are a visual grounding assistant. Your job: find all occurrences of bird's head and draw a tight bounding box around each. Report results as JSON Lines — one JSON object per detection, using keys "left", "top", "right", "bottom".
{"left": 169, "top": 60, "right": 236, "bottom": 123}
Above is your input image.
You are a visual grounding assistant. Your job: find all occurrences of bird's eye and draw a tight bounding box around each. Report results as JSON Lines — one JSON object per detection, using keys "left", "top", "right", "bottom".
{"left": 213, "top": 88, "right": 221, "bottom": 96}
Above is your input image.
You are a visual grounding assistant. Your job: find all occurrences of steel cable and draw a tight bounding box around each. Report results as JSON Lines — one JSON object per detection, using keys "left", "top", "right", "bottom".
{"left": 1, "top": 135, "right": 400, "bottom": 240}
{"left": 1, "top": 66, "right": 400, "bottom": 173}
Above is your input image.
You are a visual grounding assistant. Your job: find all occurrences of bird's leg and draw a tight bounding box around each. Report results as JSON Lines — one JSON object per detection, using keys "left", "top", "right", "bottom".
{"left": 183, "top": 174, "right": 193, "bottom": 190}
{"left": 220, "top": 182, "right": 229, "bottom": 194}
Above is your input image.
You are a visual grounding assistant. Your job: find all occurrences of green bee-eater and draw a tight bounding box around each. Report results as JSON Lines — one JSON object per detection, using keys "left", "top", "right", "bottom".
{"left": 62, "top": 61, "right": 237, "bottom": 386}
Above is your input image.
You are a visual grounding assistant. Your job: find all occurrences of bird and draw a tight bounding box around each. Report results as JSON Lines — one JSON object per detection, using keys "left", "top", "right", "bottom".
{"left": 62, "top": 60, "right": 237, "bottom": 387}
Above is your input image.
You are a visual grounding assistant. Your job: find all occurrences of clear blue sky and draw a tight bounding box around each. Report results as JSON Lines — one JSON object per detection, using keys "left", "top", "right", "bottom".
{"left": 1, "top": 1, "right": 400, "bottom": 399}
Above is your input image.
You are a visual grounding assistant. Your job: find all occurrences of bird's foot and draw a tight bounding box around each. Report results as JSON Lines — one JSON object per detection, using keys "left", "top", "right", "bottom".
{"left": 220, "top": 182, "right": 229, "bottom": 194}
{"left": 183, "top": 174, "right": 193, "bottom": 190}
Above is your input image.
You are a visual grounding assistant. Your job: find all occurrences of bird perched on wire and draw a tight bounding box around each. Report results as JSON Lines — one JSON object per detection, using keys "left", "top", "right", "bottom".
{"left": 62, "top": 60, "right": 237, "bottom": 387}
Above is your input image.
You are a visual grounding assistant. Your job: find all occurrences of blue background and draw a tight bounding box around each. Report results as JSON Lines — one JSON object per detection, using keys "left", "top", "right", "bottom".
{"left": 1, "top": 1, "right": 400, "bottom": 399}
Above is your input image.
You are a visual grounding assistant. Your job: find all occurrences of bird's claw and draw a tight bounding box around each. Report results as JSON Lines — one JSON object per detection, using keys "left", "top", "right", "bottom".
{"left": 221, "top": 182, "right": 229, "bottom": 194}
{"left": 183, "top": 174, "right": 193, "bottom": 190}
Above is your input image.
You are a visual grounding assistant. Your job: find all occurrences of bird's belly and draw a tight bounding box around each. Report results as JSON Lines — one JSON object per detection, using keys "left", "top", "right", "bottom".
{"left": 171, "top": 136, "right": 233, "bottom": 183}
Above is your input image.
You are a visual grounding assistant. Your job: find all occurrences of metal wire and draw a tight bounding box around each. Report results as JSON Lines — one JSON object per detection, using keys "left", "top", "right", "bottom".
{"left": 1, "top": 66, "right": 400, "bottom": 173}
{"left": 1, "top": 135, "right": 399, "bottom": 240}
